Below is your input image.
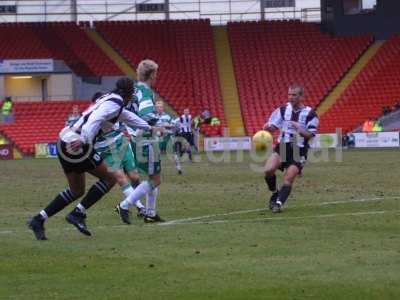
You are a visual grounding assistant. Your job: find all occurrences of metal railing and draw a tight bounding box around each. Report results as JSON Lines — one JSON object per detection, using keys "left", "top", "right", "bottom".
{"left": 8, "top": 95, "right": 75, "bottom": 102}
{"left": 0, "top": 0, "right": 321, "bottom": 24}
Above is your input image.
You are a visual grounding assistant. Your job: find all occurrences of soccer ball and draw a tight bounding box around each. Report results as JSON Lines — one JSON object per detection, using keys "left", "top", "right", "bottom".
{"left": 252, "top": 130, "right": 272, "bottom": 151}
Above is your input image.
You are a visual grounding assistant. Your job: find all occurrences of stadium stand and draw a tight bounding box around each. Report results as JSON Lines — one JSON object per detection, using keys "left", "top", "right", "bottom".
{"left": 319, "top": 35, "right": 400, "bottom": 133}
{"left": 0, "top": 23, "right": 52, "bottom": 59}
{"left": 227, "top": 20, "right": 373, "bottom": 135}
{"left": 2, "top": 20, "right": 388, "bottom": 155}
{"left": 94, "top": 19, "right": 226, "bottom": 136}
{"left": 0, "top": 22, "right": 122, "bottom": 76}
{"left": 0, "top": 101, "right": 90, "bottom": 155}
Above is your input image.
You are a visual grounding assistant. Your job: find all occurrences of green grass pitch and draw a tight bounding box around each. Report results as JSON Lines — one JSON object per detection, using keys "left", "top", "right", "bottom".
{"left": 1, "top": 149, "right": 399, "bottom": 299}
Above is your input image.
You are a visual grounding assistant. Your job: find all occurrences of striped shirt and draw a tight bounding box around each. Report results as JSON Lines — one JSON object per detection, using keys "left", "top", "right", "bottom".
{"left": 60, "top": 92, "right": 150, "bottom": 144}
{"left": 156, "top": 112, "right": 173, "bottom": 135}
{"left": 179, "top": 114, "right": 192, "bottom": 133}
{"left": 156, "top": 112, "right": 172, "bottom": 126}
{"left": 126, "top": 82, "right": 158, "bottom": 142}
{"left": 135, "top": 81, "right": 158, "bottom": 124}
{"left": 268, "top": 102, "right": 319, "bottom": 147}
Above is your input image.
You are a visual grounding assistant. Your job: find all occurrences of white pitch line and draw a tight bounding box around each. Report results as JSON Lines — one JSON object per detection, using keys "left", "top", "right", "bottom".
{"left": 161, "top": 196, "right": 400, "bottom": 225}
{"left": 1, "top": 209, "right": 398, "bottom": 235}
{"left": 305, "top": 196, "right": 400, "bottom": 207}
{"left": 160, "top": 209, "right": 400, "bottom": 226}
{"left": 162, "top": 208, "right": 267, "bottom": 225}
{"left": 0, "top": 196, "right": 398, "bottom": 235}
{"left": 0, "top": 230, "right": 14, "bottom": 234}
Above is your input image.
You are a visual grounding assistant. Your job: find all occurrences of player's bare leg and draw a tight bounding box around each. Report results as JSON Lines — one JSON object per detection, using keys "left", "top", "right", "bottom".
{"left": 127, "top": 170, "right": 140, "bottom": 188}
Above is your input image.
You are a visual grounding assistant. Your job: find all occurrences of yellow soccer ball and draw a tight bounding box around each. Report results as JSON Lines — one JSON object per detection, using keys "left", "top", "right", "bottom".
{"left": 252, "top": 130, "right": 273, "bottom": 151}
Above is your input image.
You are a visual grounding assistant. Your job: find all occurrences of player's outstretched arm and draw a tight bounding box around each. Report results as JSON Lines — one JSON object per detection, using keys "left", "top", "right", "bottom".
{"left": 119, "top": 109, "right": 152, "bottom": 131}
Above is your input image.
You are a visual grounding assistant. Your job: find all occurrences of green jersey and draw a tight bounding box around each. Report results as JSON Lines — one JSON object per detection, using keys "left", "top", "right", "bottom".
{"left": 156, "top": 112, "right": 172, "bottom": 153}
{"left": 65, "top": 114, "right": 80, "bottom": 127}
{"left": 94, "top": 123, "right": 124, "bottom": 154}
{"left": 1, "top": 101, "right": 12, "bottom": 115}
{"left": 133, "top": 81, "right": 158, "bottom": 140}
{"left": 135, "top": 82, "right": 157, "bottom": 122}
{"left": 156, "top": 112, "right": 172, "bottom": 126}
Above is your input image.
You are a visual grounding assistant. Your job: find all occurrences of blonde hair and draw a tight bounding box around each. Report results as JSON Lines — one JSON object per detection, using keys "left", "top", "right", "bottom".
{"left": 137, "top": 59, "right": 158, "bottom": 82}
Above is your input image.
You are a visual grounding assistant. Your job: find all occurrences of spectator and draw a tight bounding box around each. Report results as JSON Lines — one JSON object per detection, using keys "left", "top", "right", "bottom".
{"left": 1, "top": 96, "right": 14, "bottom": 124}
{"left": 382, "top": 106, "right": 391, "bottom": 115}
{"left": 342, "top": 134, "right": 349, "bottom": 147}
{"left": 193, "top": 115, "right": 203, "bottom": 131}
{"left": 65, "top": 105, "right": 80, "bottom": 126}
{"left": 372, "top": 120, "right": 383, "bottom": 132}
{"left": 210, "top": 116, "right": 221, "bottom": 126}
{"left": 201, "top": 108, "right": 212, "bottom": 124}
{"left": 347, "top": 133, "right": 355, "bottom": 147}
{"left": 362, "top": 119, "right": 374, "bottom": 132}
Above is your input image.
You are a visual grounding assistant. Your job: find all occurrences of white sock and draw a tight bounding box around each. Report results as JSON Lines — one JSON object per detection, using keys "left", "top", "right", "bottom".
{"left": 174, "top": 154, "right": 182, "bottom": 171}
{"left": 76, "top": 203, "right": 86, "bottom": 214}
{"left": 120, "top": 181, "right": 152, "bottom": 210}
{"left": 136, "top": 200, "right": 145, "bottom": 209}
{"left": 39, "top": 210, "right": 48, "bottom": 220}
{"left": 146, "top": 187, "right": 159, "bottom": 217}
{"left": 122, "top": 184, "right": 134, "bottom": 198}
{"left": 121, "top": 184, "right": 145, "bottom": 209}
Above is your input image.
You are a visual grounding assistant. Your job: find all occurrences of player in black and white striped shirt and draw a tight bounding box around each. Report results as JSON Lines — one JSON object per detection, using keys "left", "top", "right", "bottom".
{"left": 27, "top": 78, "right": 153, "bottom": 240}
{"left": 263, "top": 84, "right": 319, "bottom": 213}
{"left": 178, "top": 108, "right": 196, "bottom": 161}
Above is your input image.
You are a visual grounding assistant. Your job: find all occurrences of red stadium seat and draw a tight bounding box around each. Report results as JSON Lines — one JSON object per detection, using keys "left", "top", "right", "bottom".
{"left": 94, "top": 20, "right": 226, "bottom": 136}
{"left": 227, "top": 21, "right": 372, "bottom": 135}
{"left": 320, "top": 35, "right": 400, "bottom": 133}
{"left": 0, "top": 22, "right": 122, "bottom": 76}
{"left": 0, "top": 101, "right": 91, "bottom": 155}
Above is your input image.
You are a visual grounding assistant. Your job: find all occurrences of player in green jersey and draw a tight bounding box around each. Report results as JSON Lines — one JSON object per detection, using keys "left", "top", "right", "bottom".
{"left": 155, "top": 100, "right": 173, "bottom": 153}
{"left": 94, "top": 123, "right": 146, "bottom": 219}
{"left": 116, "top": 59, "right": 166, "bottom": 223}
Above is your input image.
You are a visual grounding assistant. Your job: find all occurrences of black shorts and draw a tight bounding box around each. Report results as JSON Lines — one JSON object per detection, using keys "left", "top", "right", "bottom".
{"left": 182, "top": 132, "right": 195, "bottom": 146}
{"left": 172, "top": 135, "right": 185, "bottom": 155}
{"left": 173, "top": 140, "right": 182, "bottom": 154}
{"left": 57, "top": 140, "right": 103, "bottom": 174}
{"left": 273, "top": 143, "right": 308, "bottom": 172}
